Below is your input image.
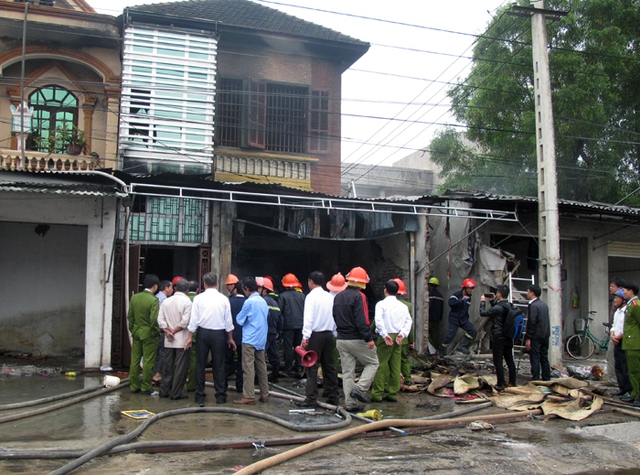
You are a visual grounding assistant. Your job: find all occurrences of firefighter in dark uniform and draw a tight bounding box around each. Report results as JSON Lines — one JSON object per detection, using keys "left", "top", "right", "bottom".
{"left": 439, "top": 278, "right": 478, "bottom": 357}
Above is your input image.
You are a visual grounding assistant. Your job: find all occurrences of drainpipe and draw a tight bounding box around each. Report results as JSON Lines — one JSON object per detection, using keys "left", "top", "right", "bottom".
{"left": 408, "top": 231, "right": 416, "bottom": 350}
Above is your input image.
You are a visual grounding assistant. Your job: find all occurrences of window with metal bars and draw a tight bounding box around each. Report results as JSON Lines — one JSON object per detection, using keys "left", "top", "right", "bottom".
{"left": 215, "top": 78, "right": 327, "bottom": 154}
{"left": 215, "top": 78, "right": 244, "bottom": 147}
{"left": 265, "top": 83, "right": 306, "bottom": 153}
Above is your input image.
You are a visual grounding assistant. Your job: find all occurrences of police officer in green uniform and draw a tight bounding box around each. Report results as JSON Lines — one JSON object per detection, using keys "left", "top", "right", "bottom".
{"left": 394, "top": 278, "right": 415, "bottom": 385}
{"left": 622, "top": 281, "right": 640, "bottom": 407}
{"left": 128, "top": 274, "right": 160, "bottom": 394}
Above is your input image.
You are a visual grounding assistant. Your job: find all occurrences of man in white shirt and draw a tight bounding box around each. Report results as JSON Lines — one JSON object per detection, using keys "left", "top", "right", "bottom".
{"left": 158, "top": 279, "right": 192, "bottom": 400}
{"left": 296, "top": 271, "right": 340, "bottom": 408}
{"left": 370, "top": 280, "right": 412, "bottom": 403}
{"left": 185, "top": 272, "right": 236, "bottom": 406}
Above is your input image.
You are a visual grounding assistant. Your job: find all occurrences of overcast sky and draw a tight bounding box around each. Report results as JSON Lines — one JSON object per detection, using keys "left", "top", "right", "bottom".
{"left": 89, "top": 0, "right": 509, "bottom": 171}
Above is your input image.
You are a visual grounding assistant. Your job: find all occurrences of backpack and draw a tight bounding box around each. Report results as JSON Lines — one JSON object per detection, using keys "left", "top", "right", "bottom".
{"left": 502, "top": 303, "right": 525, "bottom": 341}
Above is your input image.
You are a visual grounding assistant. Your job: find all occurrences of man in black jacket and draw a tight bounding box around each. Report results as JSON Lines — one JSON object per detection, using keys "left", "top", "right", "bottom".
{"left": 279, "top": 273, "right": 306, "bottom": 377}
{"left": 479, "top": 285, "right": 516, "bottom": 391}
{"left": 525, "top": 284, "right": 551, "bottom": 381}
{"left": 333, "top": 266, "right": 379, "bottom": 412}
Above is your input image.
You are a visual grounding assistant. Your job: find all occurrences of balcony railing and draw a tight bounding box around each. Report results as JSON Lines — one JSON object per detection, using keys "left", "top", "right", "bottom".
{"left": 0, "top": 148, "right": 101, "bottom": 172}
{"left": 214, "top": 148, "right": 316, "bottom": 190}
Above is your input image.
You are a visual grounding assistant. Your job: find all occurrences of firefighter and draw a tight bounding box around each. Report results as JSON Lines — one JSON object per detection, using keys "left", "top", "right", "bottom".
{"left": 439, "top": 278, "right": 478, "bottom": 357}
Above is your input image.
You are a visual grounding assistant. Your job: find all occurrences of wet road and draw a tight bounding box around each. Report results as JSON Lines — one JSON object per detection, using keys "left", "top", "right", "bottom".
{"left": 1, "top": 357, "right": 640, "bottom": 474}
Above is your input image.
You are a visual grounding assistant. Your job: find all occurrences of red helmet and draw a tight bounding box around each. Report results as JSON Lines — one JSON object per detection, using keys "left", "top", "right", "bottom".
{"left": 326, "top": 273, "right": 348, "bottom": 292}
{"left": 392, "top": 278, "right": 407, "bottom": 295}
{"left": 346, "top": 266, "right": 370, "bottom": 284}
{"left": 282, "top": 273, "right": 302, "bottom": 288}
{"left": 261, "top": 276, "right": 275, "bottom": 292}
{"left": 461, "top": 278, "right": 477, "bottom": 289}
{"left": 225, "top": 274, "right": 239, "bottom": 285}
{"left": 172, "top": 276, "right": 185, "bottom": 286}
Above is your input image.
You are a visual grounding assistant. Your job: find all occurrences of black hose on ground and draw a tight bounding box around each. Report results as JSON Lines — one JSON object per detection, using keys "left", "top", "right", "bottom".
{"left": 0, "top": 384, "right": 108, "bottom": 411}
{"left": 0, "top": 380, "right": 130, "bottom": 425}
{"left": 46, "top": 405, "right": 352, "bottom": 475}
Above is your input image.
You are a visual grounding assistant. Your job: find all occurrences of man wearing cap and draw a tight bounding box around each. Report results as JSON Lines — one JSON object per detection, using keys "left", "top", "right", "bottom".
{"left": 157, "top": 279, "right": 192, "bottom": 400}
{"left": 440, "top": 279, "right": 478, "bottom": 357}
{"left": 295, "top": 271, "right": 340, "bottom": 408}
{"left": 622, "top": 281, "right": 640, "bottom": 407}
{"left": 225, "top": 275, "right": 246, "bottom": 393}
{"left": 128, "top": 274, "right": 160, "bottom": 394}
{"left": 185, "top": 272, "right": 236, "bottom": 406}
{"left": 611, "top": 288, "right": 632, "bottom": 399}
{"left": 333, "top": 266, "right": 379, "bottom": 412}
{"left": 327, "top": 273, "right": 348, "bottom": 297}
{"left": 525, "top": 285, "right": 551, "bottom": 381}
{"left": 393, "top": 278, "right": 415, "bottom": 386}
{"left": 428, "top": 277, "right": 444, "bottom": 349}
{"left": 371, "top": 280, "right": 412, "bottom": 402}
{"left": 258, "top": 277, "right": 283, "bottom": 383}
{"left": 279, "top": 273, "right": 306, "bottom": 377}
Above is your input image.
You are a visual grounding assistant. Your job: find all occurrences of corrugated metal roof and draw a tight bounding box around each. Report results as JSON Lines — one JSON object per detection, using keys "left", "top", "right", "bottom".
{"left": 441, "top": 189, "right": 640, "bottom": 218}
{"left": 0, "top": 170, "right": 128, "bottom": 198}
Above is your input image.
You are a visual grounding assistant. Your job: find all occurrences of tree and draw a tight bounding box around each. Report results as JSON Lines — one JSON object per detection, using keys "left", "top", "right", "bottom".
{"left": 430, "top": 0, "right": 640, "bottom": 205}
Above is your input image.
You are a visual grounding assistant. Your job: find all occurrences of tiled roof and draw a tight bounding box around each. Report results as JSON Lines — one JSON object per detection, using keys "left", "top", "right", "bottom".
{"left": 0, "top": 170, "right": 128, "bottom": 198}
{"left": 128, "top": 0, "right": 367, "bottom": 46}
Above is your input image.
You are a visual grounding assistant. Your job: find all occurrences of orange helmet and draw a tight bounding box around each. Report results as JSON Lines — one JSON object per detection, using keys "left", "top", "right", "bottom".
{"left": 326, "top": 273, "right": 348, "bottom": 292}
{"left": 225, "top": 274, "right": 239, "bottom": 285}
{"left": 261, "top": 276, "right": 275, "bottom": 292}
{"left": 282, "top": 273, "right": 302, "bottom": 288}
{"left": 461, "top": 278, "right": 477, "bottom": 289}
{"left": 392, "top": 278, "right": 407, "bottom": 295}
{"left": 346, "top": 266, "right": 370, "bottom": 284}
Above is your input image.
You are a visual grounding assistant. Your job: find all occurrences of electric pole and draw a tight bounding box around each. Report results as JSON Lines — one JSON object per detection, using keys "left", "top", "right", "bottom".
{"left": 510, "top": 1, "right": 567, "bottom": 365}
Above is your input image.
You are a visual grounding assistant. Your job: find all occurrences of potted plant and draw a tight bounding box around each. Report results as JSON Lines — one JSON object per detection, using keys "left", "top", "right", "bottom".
{"left": 55, "top": 125, "right": 87, "bottom": 155}
{"left": 36, "top": 125, "right": 87, "bottom": 155}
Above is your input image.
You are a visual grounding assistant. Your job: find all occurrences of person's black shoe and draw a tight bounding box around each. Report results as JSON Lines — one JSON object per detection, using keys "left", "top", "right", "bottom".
{"left": 344, "top": 404, "right": 365, "bottom": 413}
{"left": 170, "top": 395, "right": 188, "bottom": 400}
{"left": 633, "top": 399, "right": 640, "bottom": 408}
{"left": 130, "top": 389, "right": 141, "bottom": 394}
{"left": 494, "top": 385, "right": 504, "bottom": 392}
{"left": 611, "top": 389, "right": 627, "bottom": 397}
{"left": 216, "top": 399, "right": 227, "bottom": 404}
{"left": 350, "top": 388, "right": 371, "bottom": 403}
{"left": 326, "top": 399, "right": 340, "bottom": 406}
{"left": 620, "top": 393, "right": 634, "bottom": 403}
{"left": 295, "top": 400, "right": 318, "bottom": 408}
{"left": 140, "top": 390, "right": 153, "bottom": 395}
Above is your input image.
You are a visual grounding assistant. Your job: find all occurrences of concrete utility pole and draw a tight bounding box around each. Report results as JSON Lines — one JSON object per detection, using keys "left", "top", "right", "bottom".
{"left": 511, "top": 1, "right": 567, "bottom": 365}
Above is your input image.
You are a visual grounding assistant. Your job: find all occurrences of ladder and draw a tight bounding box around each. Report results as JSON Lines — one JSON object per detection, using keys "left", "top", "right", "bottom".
{"left": 508, "top": 273, "right": 535, "bottom": 350}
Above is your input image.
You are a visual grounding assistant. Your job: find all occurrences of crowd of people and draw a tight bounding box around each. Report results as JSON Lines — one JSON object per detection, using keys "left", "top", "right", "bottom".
{"left": 126, "top": 268, "right": 640, "bottom": 410}
{"left": 126, "top": 267, "right": 414, "bottom": 411}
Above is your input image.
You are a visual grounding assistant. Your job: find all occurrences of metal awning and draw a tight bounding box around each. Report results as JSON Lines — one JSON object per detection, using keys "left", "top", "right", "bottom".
{"left": 128, "top": 182, "right": 519, "bottom": 221}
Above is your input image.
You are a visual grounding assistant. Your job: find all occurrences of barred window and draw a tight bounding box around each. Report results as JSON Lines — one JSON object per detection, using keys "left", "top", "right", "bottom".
{"left": 265, "top": 84, "right": 307, "bottom": 154}
{"left": 216, "top": 78, "right": 244, "bottom": 147}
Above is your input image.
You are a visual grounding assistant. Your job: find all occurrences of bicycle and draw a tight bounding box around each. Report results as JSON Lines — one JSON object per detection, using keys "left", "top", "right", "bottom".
{"left": 565, "top": 311, "right": 612, "bottom": 360}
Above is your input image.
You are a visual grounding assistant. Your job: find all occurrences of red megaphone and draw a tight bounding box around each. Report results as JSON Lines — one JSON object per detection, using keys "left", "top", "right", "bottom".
{"left": 295, "top": 346, "right": 318, "bottom": 367}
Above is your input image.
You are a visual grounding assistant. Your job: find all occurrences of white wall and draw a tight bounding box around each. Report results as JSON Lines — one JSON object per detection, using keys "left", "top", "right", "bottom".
{"left": 0, "top": 191, "right": 118, "bottom": 367}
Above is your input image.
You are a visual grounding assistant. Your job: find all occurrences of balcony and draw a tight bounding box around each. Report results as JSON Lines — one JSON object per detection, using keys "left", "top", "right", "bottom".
{"left": 214, "top": 147, "right": 317, "bottom": 191}
{"left": 0, "top": 148, "right": 101, "bottom": 172}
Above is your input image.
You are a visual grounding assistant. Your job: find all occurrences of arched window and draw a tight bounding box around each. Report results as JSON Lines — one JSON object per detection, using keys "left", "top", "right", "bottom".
{"left": 29, "top": 85, "right": 78, "bottom": 153}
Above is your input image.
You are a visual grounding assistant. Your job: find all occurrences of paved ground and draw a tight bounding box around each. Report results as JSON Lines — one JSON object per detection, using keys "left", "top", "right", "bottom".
{"left": 1, "top": 355, "right": 639, "bottom": 475}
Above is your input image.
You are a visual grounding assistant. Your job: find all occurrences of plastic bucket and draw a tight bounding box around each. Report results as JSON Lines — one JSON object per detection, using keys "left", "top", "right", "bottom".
{"left": 573, "top": 318, "right": 587, "bottom": 334}
{"left": 103, "top": 375, "right": 121, "bottom": 388}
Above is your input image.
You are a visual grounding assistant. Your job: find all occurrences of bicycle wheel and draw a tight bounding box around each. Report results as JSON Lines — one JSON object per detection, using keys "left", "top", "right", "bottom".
{"left": 566, "top": 334, "right": 596, "bottom": 359}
